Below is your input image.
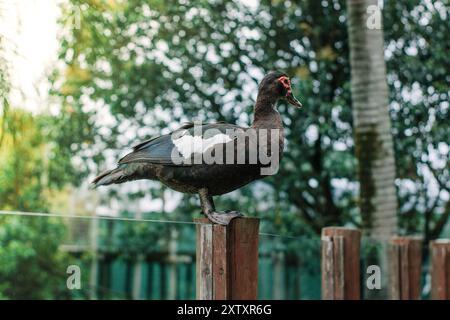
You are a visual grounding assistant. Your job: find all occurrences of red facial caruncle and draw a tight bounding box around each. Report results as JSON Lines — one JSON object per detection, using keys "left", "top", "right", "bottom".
{"left": 278, "top": 75, "right": 302, "bottom": 108}
{"left": 278, "top": 76, "right": 292, "bottom": 95}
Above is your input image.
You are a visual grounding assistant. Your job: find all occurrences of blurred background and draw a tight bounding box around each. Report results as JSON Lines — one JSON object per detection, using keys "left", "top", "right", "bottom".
{"left": 0, "top": 0, "right": 448, "bottom": 299}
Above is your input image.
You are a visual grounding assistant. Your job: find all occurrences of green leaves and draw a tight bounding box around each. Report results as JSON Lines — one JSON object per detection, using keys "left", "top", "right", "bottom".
{"left": 0, "top": 216, "right": 70, "bottom": 299}
{"left": 51, "top": 0, "right": 448, "bottom": 238}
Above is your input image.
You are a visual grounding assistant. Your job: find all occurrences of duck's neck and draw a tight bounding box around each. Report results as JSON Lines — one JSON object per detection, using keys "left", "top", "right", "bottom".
{"left": 251, "top": 94, "right": 282, "bottom": 129}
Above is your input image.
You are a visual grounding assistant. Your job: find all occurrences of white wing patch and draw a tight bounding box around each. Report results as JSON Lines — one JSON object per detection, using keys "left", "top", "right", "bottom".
{"left": 172, "top": 133, "right": 232, "bottom": 159}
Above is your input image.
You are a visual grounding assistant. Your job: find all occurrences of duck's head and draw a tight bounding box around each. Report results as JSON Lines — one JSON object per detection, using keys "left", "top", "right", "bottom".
{"left": 258, "top": 71, "right": 302, "bottom": 108}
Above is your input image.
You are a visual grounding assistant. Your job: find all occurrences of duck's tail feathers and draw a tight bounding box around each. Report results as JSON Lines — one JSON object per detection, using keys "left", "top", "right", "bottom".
{"left": 91, "top": 167, "right": 127, "bottom": 188}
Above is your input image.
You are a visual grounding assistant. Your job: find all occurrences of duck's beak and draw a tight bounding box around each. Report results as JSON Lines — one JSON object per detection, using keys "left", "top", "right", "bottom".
{"left": 286, "top": 91, "right": 302, "bottom": 108}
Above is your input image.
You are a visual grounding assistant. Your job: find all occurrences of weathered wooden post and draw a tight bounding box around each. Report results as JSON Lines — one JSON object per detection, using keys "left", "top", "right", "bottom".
{"left": 196, "top": 217, "right": 260, "bottom": 300}
{"left": 388, "top": 236, "right": 423, "bottom": 299}
{"left": 430, "top": 240, "right": 450, "bottom": 300}
{"left": 321, "top": 227, "right": 361, "bottom": 300}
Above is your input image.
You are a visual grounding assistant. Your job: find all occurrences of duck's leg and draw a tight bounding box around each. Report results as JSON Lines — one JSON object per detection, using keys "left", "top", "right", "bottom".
{"left": 198, "top": 188, "right": 243, "bottom": 225}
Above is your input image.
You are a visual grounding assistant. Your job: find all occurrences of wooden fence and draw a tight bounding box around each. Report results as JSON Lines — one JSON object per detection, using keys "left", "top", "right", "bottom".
{"left": 195, "top": 220, "right": 450, "bottom": 300}
{"left": 64, "top": 215, "right": 318, "bottom": 299}
{"left": 63, "top": 217, "right": 449, "bottom": 300}
{"left": 321, "top": 227, "right": 361, "bottom": 300}
{"left": 388, "top": 236, "right": 422, "bottom": 299}
{"left": 430, "top": 240, "right": 450, "bottom": 299}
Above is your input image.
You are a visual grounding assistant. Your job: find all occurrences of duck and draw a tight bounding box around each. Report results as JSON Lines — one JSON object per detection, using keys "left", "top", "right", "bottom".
{"left": 92, "top": 71, "right": 302, "bottom": 225}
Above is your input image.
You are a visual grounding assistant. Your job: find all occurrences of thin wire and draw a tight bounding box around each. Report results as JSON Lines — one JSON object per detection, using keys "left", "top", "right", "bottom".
{"left": 0, "top": 210, "right": 312, "bottom": 241}
{"left": 259, "top": 232, "right": 309, "bottom": 241}
{"left": 0, "top": 210, "right": 201, "bottom": 225}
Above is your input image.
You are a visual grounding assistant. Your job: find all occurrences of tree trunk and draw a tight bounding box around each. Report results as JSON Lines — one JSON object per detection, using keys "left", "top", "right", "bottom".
{"left": 346, "top": 0, "right": 398, "bottom": 241}
{"left": 346, "top": 0, "right": 398, "bottom": 299}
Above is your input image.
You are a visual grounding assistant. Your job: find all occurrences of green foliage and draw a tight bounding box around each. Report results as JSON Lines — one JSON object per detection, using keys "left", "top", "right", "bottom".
{"left": 54, "top": 0, "right": 355, "bottom": 233}
{"left": 0, "top": 0, "right": 446, "bottom": 300}
{"left": 0, "top": 216, "right": 71, "bottom": 299}
{"left": 52, "top": 0, "right": 448, "bottom": 240}
{"left": 0, "top": 110, "right": 46, "bottom": 211}
{"left": 384, "top": 0, "right": 449, "bottom": 239}
{"left": 0, "top": 108, "right": 73, "bottom": 299}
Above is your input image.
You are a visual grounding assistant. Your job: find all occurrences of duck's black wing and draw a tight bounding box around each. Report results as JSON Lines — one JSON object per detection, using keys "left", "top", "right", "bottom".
{"left": 118, "top": 122, "right": 244, "bottom": 166}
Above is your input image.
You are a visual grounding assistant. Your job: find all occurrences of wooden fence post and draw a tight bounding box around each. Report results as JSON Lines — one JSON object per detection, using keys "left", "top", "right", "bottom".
{"left": 196, "top": 217, "right": 260, "bottom": 300}
{"left": 430, "top": 240, "right": 450, "bottom": 300}
{"left": 321, "top": 227, "right": 361, "bottom": 300}
{"left": 388, "top": 236, "right": 422, "bottom": 299}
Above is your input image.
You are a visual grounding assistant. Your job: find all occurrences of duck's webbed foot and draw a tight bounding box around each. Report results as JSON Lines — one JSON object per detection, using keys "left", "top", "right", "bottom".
{"left": 198, "top": 188, "right": 244, "bottom": 225}
{"left": 204, "top": 210, "right": 243, "bottom": 225}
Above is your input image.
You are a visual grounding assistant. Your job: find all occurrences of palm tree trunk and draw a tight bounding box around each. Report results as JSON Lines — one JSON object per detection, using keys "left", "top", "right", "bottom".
{"left": 346, "top": 0, "right": 398, "bottom": 242}
{"left": 346, "top": 0, "right": 399, "bottom": 299}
